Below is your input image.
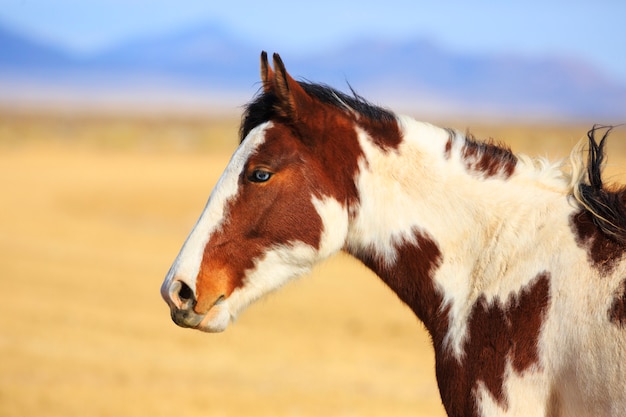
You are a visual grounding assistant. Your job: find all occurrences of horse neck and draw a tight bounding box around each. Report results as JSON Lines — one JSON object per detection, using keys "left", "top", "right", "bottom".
{"left": 343, "top": 116, "right": 569, "bottom": 339}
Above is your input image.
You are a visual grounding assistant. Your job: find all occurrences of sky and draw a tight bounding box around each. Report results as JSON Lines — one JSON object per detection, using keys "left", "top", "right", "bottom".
{"left": 1, "top": 0, "right": 626, "bottom": 82}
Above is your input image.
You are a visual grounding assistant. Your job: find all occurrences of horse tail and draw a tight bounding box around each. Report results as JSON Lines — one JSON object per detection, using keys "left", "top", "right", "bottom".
{"left": 571, "top": 125, "right": 626, "bottom": 244}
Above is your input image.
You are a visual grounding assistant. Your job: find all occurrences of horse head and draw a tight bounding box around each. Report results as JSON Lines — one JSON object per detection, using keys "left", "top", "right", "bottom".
{"left": 160, "top": 52, "right": 365, "bottom": 332}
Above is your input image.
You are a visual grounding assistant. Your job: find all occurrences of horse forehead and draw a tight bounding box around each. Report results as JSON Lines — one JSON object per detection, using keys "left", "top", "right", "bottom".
{"left": 231, "top": 122, "right": 273, "bottom": 169}
{"left": 212, "top": 121, "right": 272, "bottom": 196}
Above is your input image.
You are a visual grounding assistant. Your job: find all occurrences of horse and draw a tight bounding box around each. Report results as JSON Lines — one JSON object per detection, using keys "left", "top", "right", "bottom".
{"left": 161, "top": 52, "right": 626, "bottom": 417}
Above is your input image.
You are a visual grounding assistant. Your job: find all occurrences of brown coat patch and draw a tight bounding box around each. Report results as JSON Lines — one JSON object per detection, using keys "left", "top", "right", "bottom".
{"left": 353, "top": 231, "right": 551, "bottom": 417}
{"left": 352, "top": 228, "right": 444, "bottom": 333}
{"left": 609, "top": 279, "right": 626, "bottom": 327}
{"left": 357, "top": 114, "right": 402, "bottom": 151}
{"left": 570, "top": 210, "right": 625, "bottom": 275}
{"left": 461, "top": 134, "right": 517, "bottom": 179}
{"left": 444, "top": 136, "right": 453, "bottom": 159}
{"left": 436, "top": 272, "right": 551, "bottom": 417}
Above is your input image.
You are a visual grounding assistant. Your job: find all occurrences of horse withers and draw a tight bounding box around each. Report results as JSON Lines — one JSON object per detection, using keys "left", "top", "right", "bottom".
{"left": 161, "top": 52, "right": 626, "bottom": 417}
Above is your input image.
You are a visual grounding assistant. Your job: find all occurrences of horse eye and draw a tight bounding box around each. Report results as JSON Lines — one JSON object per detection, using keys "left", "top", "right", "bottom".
{"left": 249, "top": 169, "right": 272, "bottom": 183}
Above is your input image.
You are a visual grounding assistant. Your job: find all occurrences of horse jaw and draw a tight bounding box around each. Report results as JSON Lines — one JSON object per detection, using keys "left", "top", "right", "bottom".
{"left": 206, "top": 196, "right": 350, "bottom": 329}
{"left": 194, "top": 301, "right": 231, "bottom": 333}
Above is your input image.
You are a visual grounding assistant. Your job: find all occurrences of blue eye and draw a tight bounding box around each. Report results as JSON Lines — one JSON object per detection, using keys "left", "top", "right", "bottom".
{"left": 249, "top": 169, "right": 272, "bottom": 183}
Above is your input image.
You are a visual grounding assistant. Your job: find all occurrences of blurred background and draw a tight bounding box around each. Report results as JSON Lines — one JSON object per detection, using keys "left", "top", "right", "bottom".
{"left": 2, "top": 0, "right": 626, "bottom": 120}
{"left": 1, "top": 1, "right": 625, "bottom": 416}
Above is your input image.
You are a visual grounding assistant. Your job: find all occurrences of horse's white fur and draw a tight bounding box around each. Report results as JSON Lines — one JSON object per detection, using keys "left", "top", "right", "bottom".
{"left": 163, "top": 114, "right": 626, "bottom": 415}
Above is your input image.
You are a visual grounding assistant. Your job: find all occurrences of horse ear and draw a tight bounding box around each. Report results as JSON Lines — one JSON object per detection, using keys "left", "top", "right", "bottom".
{"left": 271, "top": 53, "right": 312, "bottom": 119}
{"left": 260, "top": 51, "right": 274, "bottom": 93}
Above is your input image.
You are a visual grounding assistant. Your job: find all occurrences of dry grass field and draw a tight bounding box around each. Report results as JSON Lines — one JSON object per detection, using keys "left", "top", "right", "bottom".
{"left": 0, "top": 108, "right": 624, "bottom": 417}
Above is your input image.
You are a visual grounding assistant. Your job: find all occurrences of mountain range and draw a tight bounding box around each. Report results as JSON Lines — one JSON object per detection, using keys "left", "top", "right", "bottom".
{"left": 1, "top": 21, "right": 625, "bottom": 121}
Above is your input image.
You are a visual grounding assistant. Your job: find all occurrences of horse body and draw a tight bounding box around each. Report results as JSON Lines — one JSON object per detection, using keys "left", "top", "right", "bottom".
{"left": 161, "top": 52, "right": 626, "bottom": 416}
{"left": 345, "top": 114, "right": 626, "bottom": 416}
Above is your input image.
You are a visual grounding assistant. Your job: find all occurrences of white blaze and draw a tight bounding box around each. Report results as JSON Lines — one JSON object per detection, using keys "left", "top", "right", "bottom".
{"left": 160, "top": 122, "right": 271, "bottom": 300}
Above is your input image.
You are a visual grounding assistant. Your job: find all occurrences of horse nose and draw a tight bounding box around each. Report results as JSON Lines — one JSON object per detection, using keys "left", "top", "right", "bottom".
{"left": 168, "top": 280, "right": 194, "bottom": 310}
{"left": 164, "top": 280, "right": 205, "bottom": 328}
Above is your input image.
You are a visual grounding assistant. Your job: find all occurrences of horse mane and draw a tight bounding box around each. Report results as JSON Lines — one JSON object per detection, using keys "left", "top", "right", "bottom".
{"left": 572, "top": 125, "right": 626, "bottom": 244}
{"left": 239, "top": 81, "right": 395, "bottom": 142}
{"left": 458, "top": 131, "right": 519, "bottom": 178}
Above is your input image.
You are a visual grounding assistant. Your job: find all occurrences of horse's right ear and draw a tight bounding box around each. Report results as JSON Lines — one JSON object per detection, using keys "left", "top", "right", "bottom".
{"left": 270, "top": 53, "right": 313, "bottom": 119}
{"left": 259, "top": 52, "right": 313, "bottom": 120}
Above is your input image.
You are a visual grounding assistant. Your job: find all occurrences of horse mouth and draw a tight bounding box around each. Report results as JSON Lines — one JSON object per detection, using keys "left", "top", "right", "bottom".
{"left": 170, "top": 307, "right": 205, "bottom": 328}
{"left": 169, "top": 299, "right": 230, "bottom": 333}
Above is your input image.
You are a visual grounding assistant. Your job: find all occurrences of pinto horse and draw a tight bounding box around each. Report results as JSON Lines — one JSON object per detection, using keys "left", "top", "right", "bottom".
{"left": 161, "top": 52, "right": 626, "bottom": 416}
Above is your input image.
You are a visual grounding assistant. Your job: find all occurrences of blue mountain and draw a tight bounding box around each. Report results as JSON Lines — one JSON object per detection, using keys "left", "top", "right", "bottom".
{"left": 0, "top": 24, "right": 75, "bottom": 68}
{"left": 1, "top": 21, "right": 624, "bottom": 121}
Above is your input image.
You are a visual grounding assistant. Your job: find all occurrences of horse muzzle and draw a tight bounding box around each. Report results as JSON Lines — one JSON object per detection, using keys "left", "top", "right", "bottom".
{"left": 161, "top": 279, "right": 230, "bottom": 332}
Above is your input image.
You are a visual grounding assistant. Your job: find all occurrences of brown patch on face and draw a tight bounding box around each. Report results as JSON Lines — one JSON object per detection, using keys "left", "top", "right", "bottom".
{"left": 242, "top": 53, "right": 406, "bottom": 217}
{"left": 275, "top": 100, "right": 404, "bottom": 212}
{"left": 570, "top": 210, "right": 625, "bottom": 275}
{"left": 195, "top": 124, "right": 328, "bottom": 313}
{"left": 609, "top": 279, "right": 626, "bottom": 327}
{"left": 194, "top": 266, "right": 232, "bottom": 314}
{"left": 436, "top": 272, "right": 551, "bottom": 416}
{"left": 461, "top": 133, "right": 517, "bottom": 179}
{"left": 195, "top": 90, "right": 382, "bottom": 310}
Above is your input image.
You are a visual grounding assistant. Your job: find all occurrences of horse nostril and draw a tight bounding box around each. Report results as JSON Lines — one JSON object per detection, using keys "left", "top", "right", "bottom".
{"left": 178, "top": 281, "right": 193, "bottom": 302}
{"left": 166, "top": 280, "right": 206, "bottom": 328}
{"left": 168, "top": 279, "right": 196, "bottom": 310}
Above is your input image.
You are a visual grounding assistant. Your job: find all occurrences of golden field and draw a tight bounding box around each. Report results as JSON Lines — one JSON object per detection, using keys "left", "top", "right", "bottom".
{"left": 1, "top": 109, "right": 625, "bottom": 417}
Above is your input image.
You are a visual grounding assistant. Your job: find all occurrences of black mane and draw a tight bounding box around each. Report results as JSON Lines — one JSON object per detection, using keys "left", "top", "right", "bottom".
{"left": 239, "top": 81, "right": 396, "bottom": 142}
{"left": 577, "top": 125, "right": 626, "bottom": 244}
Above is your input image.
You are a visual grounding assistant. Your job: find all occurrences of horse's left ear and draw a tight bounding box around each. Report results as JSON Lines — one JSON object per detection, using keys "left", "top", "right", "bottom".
{"left": 271, "top": 53, "right": 313, "bottom": 119}
{"left": 260, "top": 51, "right": 274, "bottom": 93}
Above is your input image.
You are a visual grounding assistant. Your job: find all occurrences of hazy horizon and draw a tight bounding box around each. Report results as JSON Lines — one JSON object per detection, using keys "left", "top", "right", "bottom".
{"left": 1, "top": 0, "right": 625, "bottom": 83}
